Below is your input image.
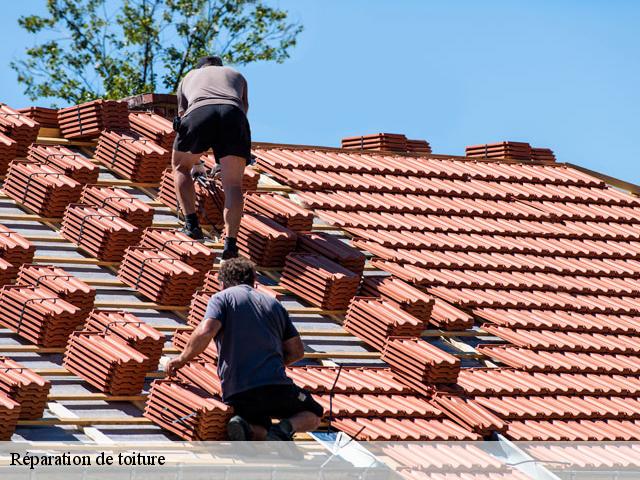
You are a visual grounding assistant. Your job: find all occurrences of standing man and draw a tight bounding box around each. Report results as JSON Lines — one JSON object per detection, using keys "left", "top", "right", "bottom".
{"left": 166, "top": 257, "right": 323, "bottom": 441}
{"left": 173, "top": 56, "right": 250, "bottom": 260}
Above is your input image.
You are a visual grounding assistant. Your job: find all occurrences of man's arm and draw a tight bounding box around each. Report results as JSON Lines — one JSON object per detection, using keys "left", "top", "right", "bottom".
{"left": 177, "top": 80, "right": 187, "bottom": 117}
{"left": 242, "top": 80, "right": 249, "bottom": 114}
{"left": 165, "top": 317, "right": 221, "bottom": 376}
{"left": 282, "top": 335, "right": 304, "bottom": 366}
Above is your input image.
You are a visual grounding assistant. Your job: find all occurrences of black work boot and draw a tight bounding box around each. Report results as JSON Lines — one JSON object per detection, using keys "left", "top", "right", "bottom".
{"left": 221, "top": 237, "right": 239, "bottom": 263}
{"left": 182, "top": 213, "right": 204, "bottom": 241}
{"left": 227, "top": 415, "right": 253, "bottom": 441}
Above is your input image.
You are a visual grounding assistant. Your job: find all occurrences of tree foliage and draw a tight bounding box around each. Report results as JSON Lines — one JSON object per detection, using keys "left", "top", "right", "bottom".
{"left": 12, "top": 0, "right": 302, "bottom": 104}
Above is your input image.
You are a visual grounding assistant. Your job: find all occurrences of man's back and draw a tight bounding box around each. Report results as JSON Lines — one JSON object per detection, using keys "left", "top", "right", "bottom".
{"left": 204, "top": 285, "right": 297, "bottom": 400}
{"left": 178, "top": 65, "right": 248, "bottom": 116}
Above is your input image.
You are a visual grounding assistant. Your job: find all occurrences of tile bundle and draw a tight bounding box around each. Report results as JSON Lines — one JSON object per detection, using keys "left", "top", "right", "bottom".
{"left": 0, "top": 356, "right": 51, "bottom": 420}
{"left": 118, "top": 247, "right": 201, "bottom": 305}
{"left": 287, "top": 366, "right": 411, "bottom": 394}
{"left": 244, "top": 192, "right": 314, "bottom": 232}
{"left": 344, "top": 297, "right": 426, "bottom": 350}
{"left": 0, "top": 393, "right": 20, "bottom": 440}
{"left": 382, "top": 337, "right": 461, "bottom": 391}
{"left": 280, "top": 253, "right": 361, "bottom": 310}
{"left": 128, "top": 111, "right": 176, "bottom": 150}
{"left": 63, "top": 332, "right": 149, "bottom": 395}
{"left": 17, "top": 106, "right": 59, "bottom": 128}
{"left": 61, "top": 204, "right": 140, "bottom": 261}
{"left": 158, "top": 168, "right": 224, "bottom": 230}
{"left": 95, "top": 130, "right": 169, "bottom": 182}
{"left": 0, "top": 104, "right": 39, "bottom": 156}
{"left": 0, "top": 259, "right": 14, "bottom": 287}
{"left": 0, "top": 133, "right": 17, "bottom": 174}
{"left": 27, "top": 144, "right": 99, "bottom": 184}
{"left": 80, "top": 185, "right": 154, "bottom": 229}
{"left": 531, "top": 147, "right": 556, "bottom": 162}
{"left": 17, "top": 264, "right": 96, "bottom": 321}
{"left": 297, "top": 232, "right": 366, "bottom": 275}
{"left": 144, "top": 379, "right": 232, "bottom": 440}
{"left": 465, "top": 142, "right": 532, "bottom": 161}
{"left": 175, "top": 361, "right": 222, "bottom": 396}
{"left": 0, "top": 285, "right": 81, "bottom": 347}
{"left": 172, "top": 330, "right": 218, "bottom": 363}
{"left": 406, "top": 139, "right": 432, "bottom": 154}
{"left": 187, "top": 289, "right": 216, "bottom": 327}
{"left": 342, "top": 133, "right": 408, "bottom": 152}
{"left": 83, "top": 310, "right": 164, "bottom": 371}
{"left": 431, "top": 394, "right": 507, "bottom": 436}
{"left": 202, "top": 270, "right": 281, "bottom": 299}
{"left": 237, "top": 213, "right": 297, "bottom": 267}
{"left": 360, "top": 276, "right": 434, "bottom": 321}
{"left": 4, "top": 161, "right": 82, "bottom": 217}
{"left": 57, "top": 100, "right": 129, "bottom": 139}
{"left": 0, "top": 225, "right": 35, "bottom": 277}
{"left": 139, "top": 228, "right": 215, "bottom": 282}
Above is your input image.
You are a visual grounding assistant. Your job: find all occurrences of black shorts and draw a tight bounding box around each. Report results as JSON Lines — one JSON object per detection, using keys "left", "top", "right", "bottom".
{"left": 174, "top": 104, "right": 251, "bottom": 162}
{"left": 226, "top": 384, "right": 324, "bottom": 430}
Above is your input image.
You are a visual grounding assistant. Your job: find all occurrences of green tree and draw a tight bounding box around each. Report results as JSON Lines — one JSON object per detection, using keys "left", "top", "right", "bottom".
{"left": 12, "top": 0, "right": 303, "bottom": 104}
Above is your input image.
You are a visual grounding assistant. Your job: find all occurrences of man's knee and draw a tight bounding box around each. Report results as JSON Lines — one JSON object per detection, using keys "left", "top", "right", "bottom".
{"left": 308, "top": 413, "right": 321, "bottom": 430}
{"left": 172, "top": 151, "right": 199, "bottom": 173}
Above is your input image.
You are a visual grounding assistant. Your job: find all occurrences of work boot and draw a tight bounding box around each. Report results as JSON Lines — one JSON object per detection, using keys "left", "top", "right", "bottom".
{"left": 266, "top": 420, "right": 303, "bottom": 460}
{"left": 227, "top": 415, "right": 253, "bottom": 441}
{"left": 220, "top": 237, "right": 239, "bottom": 263}
{"left": 180, "top": 224, "right": 204, "bottom": 241}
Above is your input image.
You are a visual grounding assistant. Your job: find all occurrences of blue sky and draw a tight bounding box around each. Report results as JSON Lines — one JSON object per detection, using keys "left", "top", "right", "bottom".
{"left": 2, "top": 1, "right": 639, "bottom": 182}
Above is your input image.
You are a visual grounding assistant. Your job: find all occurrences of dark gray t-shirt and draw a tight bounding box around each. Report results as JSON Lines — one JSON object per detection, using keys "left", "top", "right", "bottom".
{"left": 204, "top": 285, "right": 298, "bottom": 400}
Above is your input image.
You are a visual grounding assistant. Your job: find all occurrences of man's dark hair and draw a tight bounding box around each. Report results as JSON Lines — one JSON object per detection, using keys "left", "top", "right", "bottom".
{"left": 196, "top": 56, "right": 223, "bottom": 68}
{"left": 219, "top": 257, "right": 256, "bottom": 289}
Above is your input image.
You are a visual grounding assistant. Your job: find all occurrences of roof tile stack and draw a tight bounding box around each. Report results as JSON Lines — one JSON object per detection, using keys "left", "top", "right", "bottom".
{"left": 158, "top": 168, "right": 224, "bottom": 230}
{"left": 382, "top": 337, "right": 461, "bottom": 393}
{"left": 61, "top": 204, "right": 140, "bottom": 261}
{"left": 344, "top": 297, "right": 426, "bottom": 350}
{"left": 0, "top": 104, "right": 39, "bottom": 156}
{"left": 95, "top": 130, "right": 169, "bottom": 182}
{"left": 4, "top": 161, "right": 82, "bottom": 217}
{"left": 406, "top": 139, "right": 432, "bottom": 154}
{"left": 144, "top": 380, "right": 232, "bottom": 440}
{"left": 531, "top": 147, "right": 556, "bottom": 162}
{"left": 465, "top": 141, "right": 532, "bottom": 161}
{"left": 80, "top": 185, "right": 154, "bottom": 229}
{"left": 0, "top": 225, "right": 35, "bottom": 279}
{"left": 175, "top": 361, "right": 222, "bottom": 395}
{"left": 27, "top": 144, "right": 99, "bottom": 184}
{"left": 287, "top": 366, "right": 411, "bottom": 394}
{"left": 139, "top": 228, "right": 215, "bottom": 282}
{"left": 0, "top": 285, "right": 81, "bottom": 347}
{"left": 17, "top": 264, "right": 95, "bottom": 321}
{"left": 17, "top": 106, "right": 58, "bottom": 128}
{"left": 0, "top": 356, "right": 51, "bottom": 420}
{"left": 297, "top": 232, "right": 366, "bottom": 275}
{"left": 0, "top": 133, "right": 17, "bottom": 174}
{"left": 83, "top": 310, "right": 164, "bottom": 371}
{"left": 280, "top": 253, "right": 361, "bottom": 310}
{"left": 202, "top": 270, "right": 282, "bottom": 300}
{"left": 187, "top": 289, "right": 216, "bottom": 327}
{"left": 172, "top": 330, "right": 218, "bottom": 363}
{"left": 0, "top": 259, "right": 15, "bottom": 287}
{"left": 431, "top": 393, "right": 507, "bottom": 437}
{"left": 244, "top": 192, "right": 314, "bottom": 232}
{"left": 0, "top": 393, "right": 20, "bottom": 440}
{"left": 237, "top": 213, "right": 297, "bottom": 267}
{"left": 342, "top": 133, "right": 408, "bottom": 152}
{"left": 57, "top": 100, "right": 129, "bottom": 139}
{"left": 118, "top": 247, "right": 201, "bottom": 305}
{"left": 63, "top": 332, "right": 149, "bottom": 395}
{"left": 128, "top": 111, "right": 176, "bottom": 150}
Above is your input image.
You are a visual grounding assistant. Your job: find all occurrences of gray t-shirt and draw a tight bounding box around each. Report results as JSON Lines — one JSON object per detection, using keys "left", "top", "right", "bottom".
{"left": 177, "top": 66, "right": 249, "bottom": 117}
{"left": 204, "top": 285, "right": 298, "bottom": 400}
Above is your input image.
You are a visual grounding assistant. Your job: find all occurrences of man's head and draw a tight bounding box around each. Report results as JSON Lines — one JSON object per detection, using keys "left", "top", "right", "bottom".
{"left": 196, "top": 56, "right": 223, "bottom": 68}
{"left": 218, "top": 257, "right": 256, "bottom": 289}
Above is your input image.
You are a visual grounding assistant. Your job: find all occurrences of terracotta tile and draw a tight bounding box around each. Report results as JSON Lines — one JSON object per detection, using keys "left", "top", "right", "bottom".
{"left": 244, "top": 192, "right": 313, "bottom": 231}
{"left": 128, "top": 111, "right": 176, "bottom": 150}
{"left": 0, "top": 356, "right": 50, "bottom": 420}
{"left": 57, "top": 100, "right": 129, "bottom": 140}
{"left": 0, "top": 104, "right": 39, "bottom": 156}
{"left": 28, "top": 144, "right": 99, "bottom": 184}
{"left": 297, "top": 231, "right": 366, "bottom": 275}
{"left": 81, "top": 185, "right": 154, "bottom": 229}
{"left": 236, "top": 213, "right": 297, "bottom": 268}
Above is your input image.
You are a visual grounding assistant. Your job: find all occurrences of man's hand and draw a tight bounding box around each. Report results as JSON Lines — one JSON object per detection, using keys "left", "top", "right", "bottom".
{"left": 165, "top": 356, "right": 187, "bottom": 377}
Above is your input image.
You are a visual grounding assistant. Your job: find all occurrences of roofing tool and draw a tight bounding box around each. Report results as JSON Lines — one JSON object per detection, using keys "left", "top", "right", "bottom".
{"left": 190, "top": 163, "right": 225, "bottom": 237}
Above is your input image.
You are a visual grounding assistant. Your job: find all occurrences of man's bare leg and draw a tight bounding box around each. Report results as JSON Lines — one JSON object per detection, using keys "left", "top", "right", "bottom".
{"left": 172, "top": 150, "right": 203, "bottom": 237}
{"left": 219, "top": 155, "right": 246, "bottom": 258}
